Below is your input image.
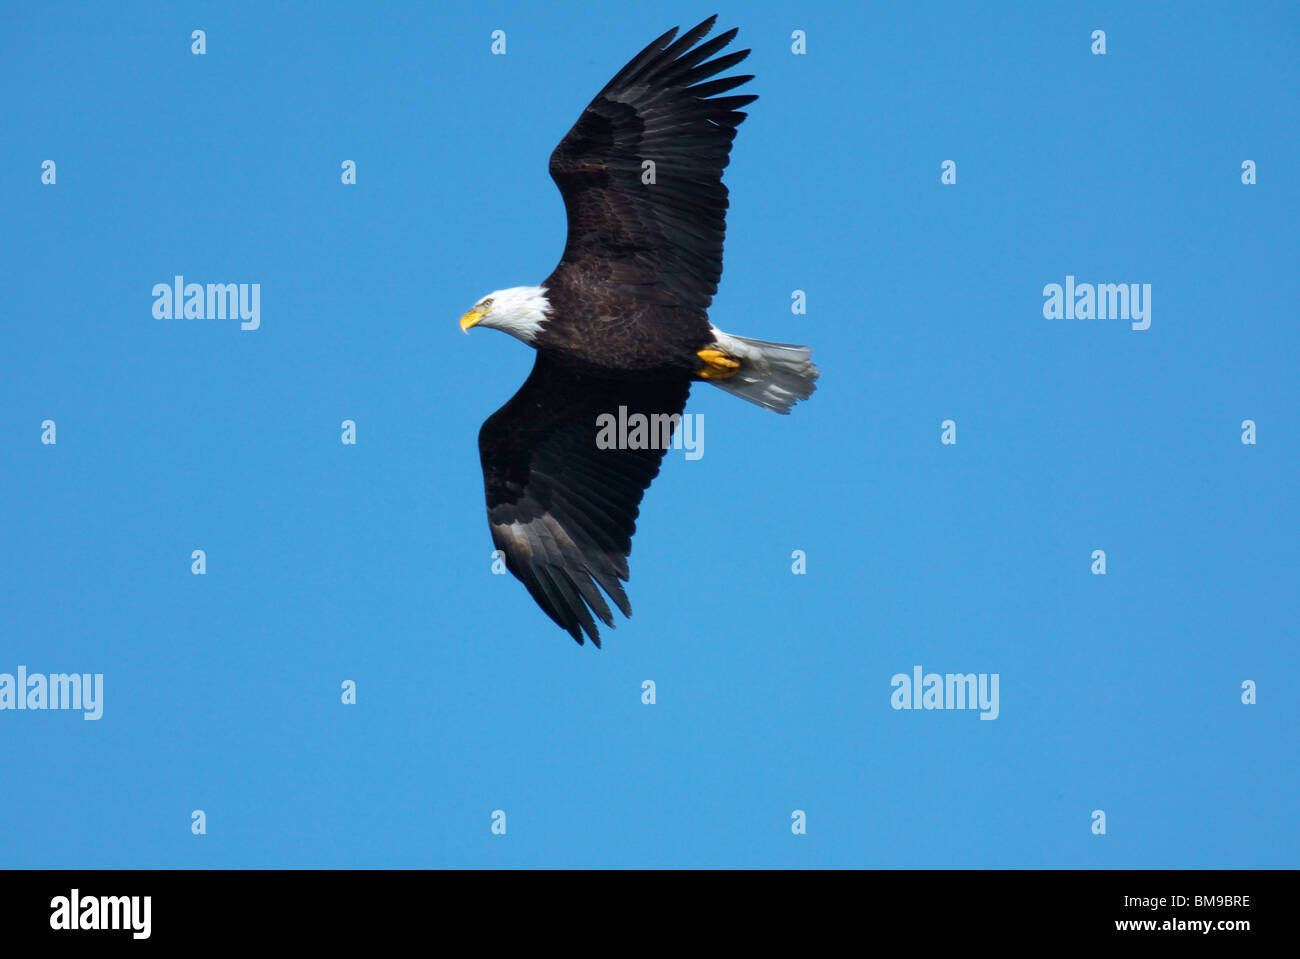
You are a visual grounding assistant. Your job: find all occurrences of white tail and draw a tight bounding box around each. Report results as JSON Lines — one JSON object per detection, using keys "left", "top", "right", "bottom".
{"left": 705, "top": 327, "right": 820, "bottom": 414}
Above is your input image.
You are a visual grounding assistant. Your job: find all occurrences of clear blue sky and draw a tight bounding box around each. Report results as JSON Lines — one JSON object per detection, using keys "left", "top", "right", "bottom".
{"left": 2, "top": 1, "right": 1296, "bottom": 867}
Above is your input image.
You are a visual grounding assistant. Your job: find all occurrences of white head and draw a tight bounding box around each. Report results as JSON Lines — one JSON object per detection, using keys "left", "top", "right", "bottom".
{"left": 459, "top": 286, "right": 551, "bottom": 344}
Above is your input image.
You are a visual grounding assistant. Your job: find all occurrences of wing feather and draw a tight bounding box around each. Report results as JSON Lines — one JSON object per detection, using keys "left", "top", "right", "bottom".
{"left": 547, "top": 17, "right": 755, "bottom": 313}
{"left": 479, "top": 355, "right": 690, "bottom": 645}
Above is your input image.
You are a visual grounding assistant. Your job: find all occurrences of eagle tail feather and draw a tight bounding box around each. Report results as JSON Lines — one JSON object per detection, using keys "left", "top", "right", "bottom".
{"left": 704, "top": 328, "right": 820, "bottom": 414}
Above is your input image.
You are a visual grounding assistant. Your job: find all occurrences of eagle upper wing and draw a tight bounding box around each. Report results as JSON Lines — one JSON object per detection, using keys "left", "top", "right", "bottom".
{"left": 547, "top": 16, "right": 756, "bottom": 312}
{"left": 478, "top": 354, "right": 691, "bottom": 646}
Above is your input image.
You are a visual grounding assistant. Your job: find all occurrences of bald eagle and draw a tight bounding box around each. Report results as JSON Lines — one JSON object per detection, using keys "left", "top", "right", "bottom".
{"left": 460, "top": 16, "right": 819, "bottom": 646}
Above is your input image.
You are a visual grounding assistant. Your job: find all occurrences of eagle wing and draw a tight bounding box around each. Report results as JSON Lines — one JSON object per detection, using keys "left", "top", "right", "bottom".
{"left": 547, "top": 16, "right": 756, "bottom": 312}
{"left": 479, "top": 354, "right": 691, "bottom": 646}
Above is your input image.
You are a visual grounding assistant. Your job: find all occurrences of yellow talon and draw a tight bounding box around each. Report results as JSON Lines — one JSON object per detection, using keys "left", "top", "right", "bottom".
{"left": 697, "top": 348, "right": 741, "bottom": 379}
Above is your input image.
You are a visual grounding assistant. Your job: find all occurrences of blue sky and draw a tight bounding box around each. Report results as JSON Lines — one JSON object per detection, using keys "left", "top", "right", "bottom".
{"left": 1, "top": 0, "right": 1296, "bottom": 867}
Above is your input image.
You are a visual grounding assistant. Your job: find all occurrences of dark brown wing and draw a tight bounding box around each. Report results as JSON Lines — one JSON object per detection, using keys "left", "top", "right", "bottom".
{"left": 479, "top": 354, "right": 691, "bottom": 646}
{"left": 547, "top": 16, "right": 756, "bottom": 311}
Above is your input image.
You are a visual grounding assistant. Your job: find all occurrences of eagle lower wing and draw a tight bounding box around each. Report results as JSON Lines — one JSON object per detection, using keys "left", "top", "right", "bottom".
{"left": 478, "top": 354, "right": 691, "bottom": 646}
{"left": 547, "top": 16, "right": 756, "bottom": 312}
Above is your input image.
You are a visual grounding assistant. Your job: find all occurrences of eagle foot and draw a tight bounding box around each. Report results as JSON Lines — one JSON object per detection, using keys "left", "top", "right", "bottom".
{"left": 696, "top": 348, "right": 741, "bottom": 380}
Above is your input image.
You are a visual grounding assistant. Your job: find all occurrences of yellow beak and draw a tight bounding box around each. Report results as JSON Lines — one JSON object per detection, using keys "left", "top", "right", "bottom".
{"left": 459, "top": 308, "right": 487, "bottom": 333}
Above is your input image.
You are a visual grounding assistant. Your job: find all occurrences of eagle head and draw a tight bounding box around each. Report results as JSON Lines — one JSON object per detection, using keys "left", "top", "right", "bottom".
{"left": 459, "top": 286, "right": 551, "bottom": 344}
